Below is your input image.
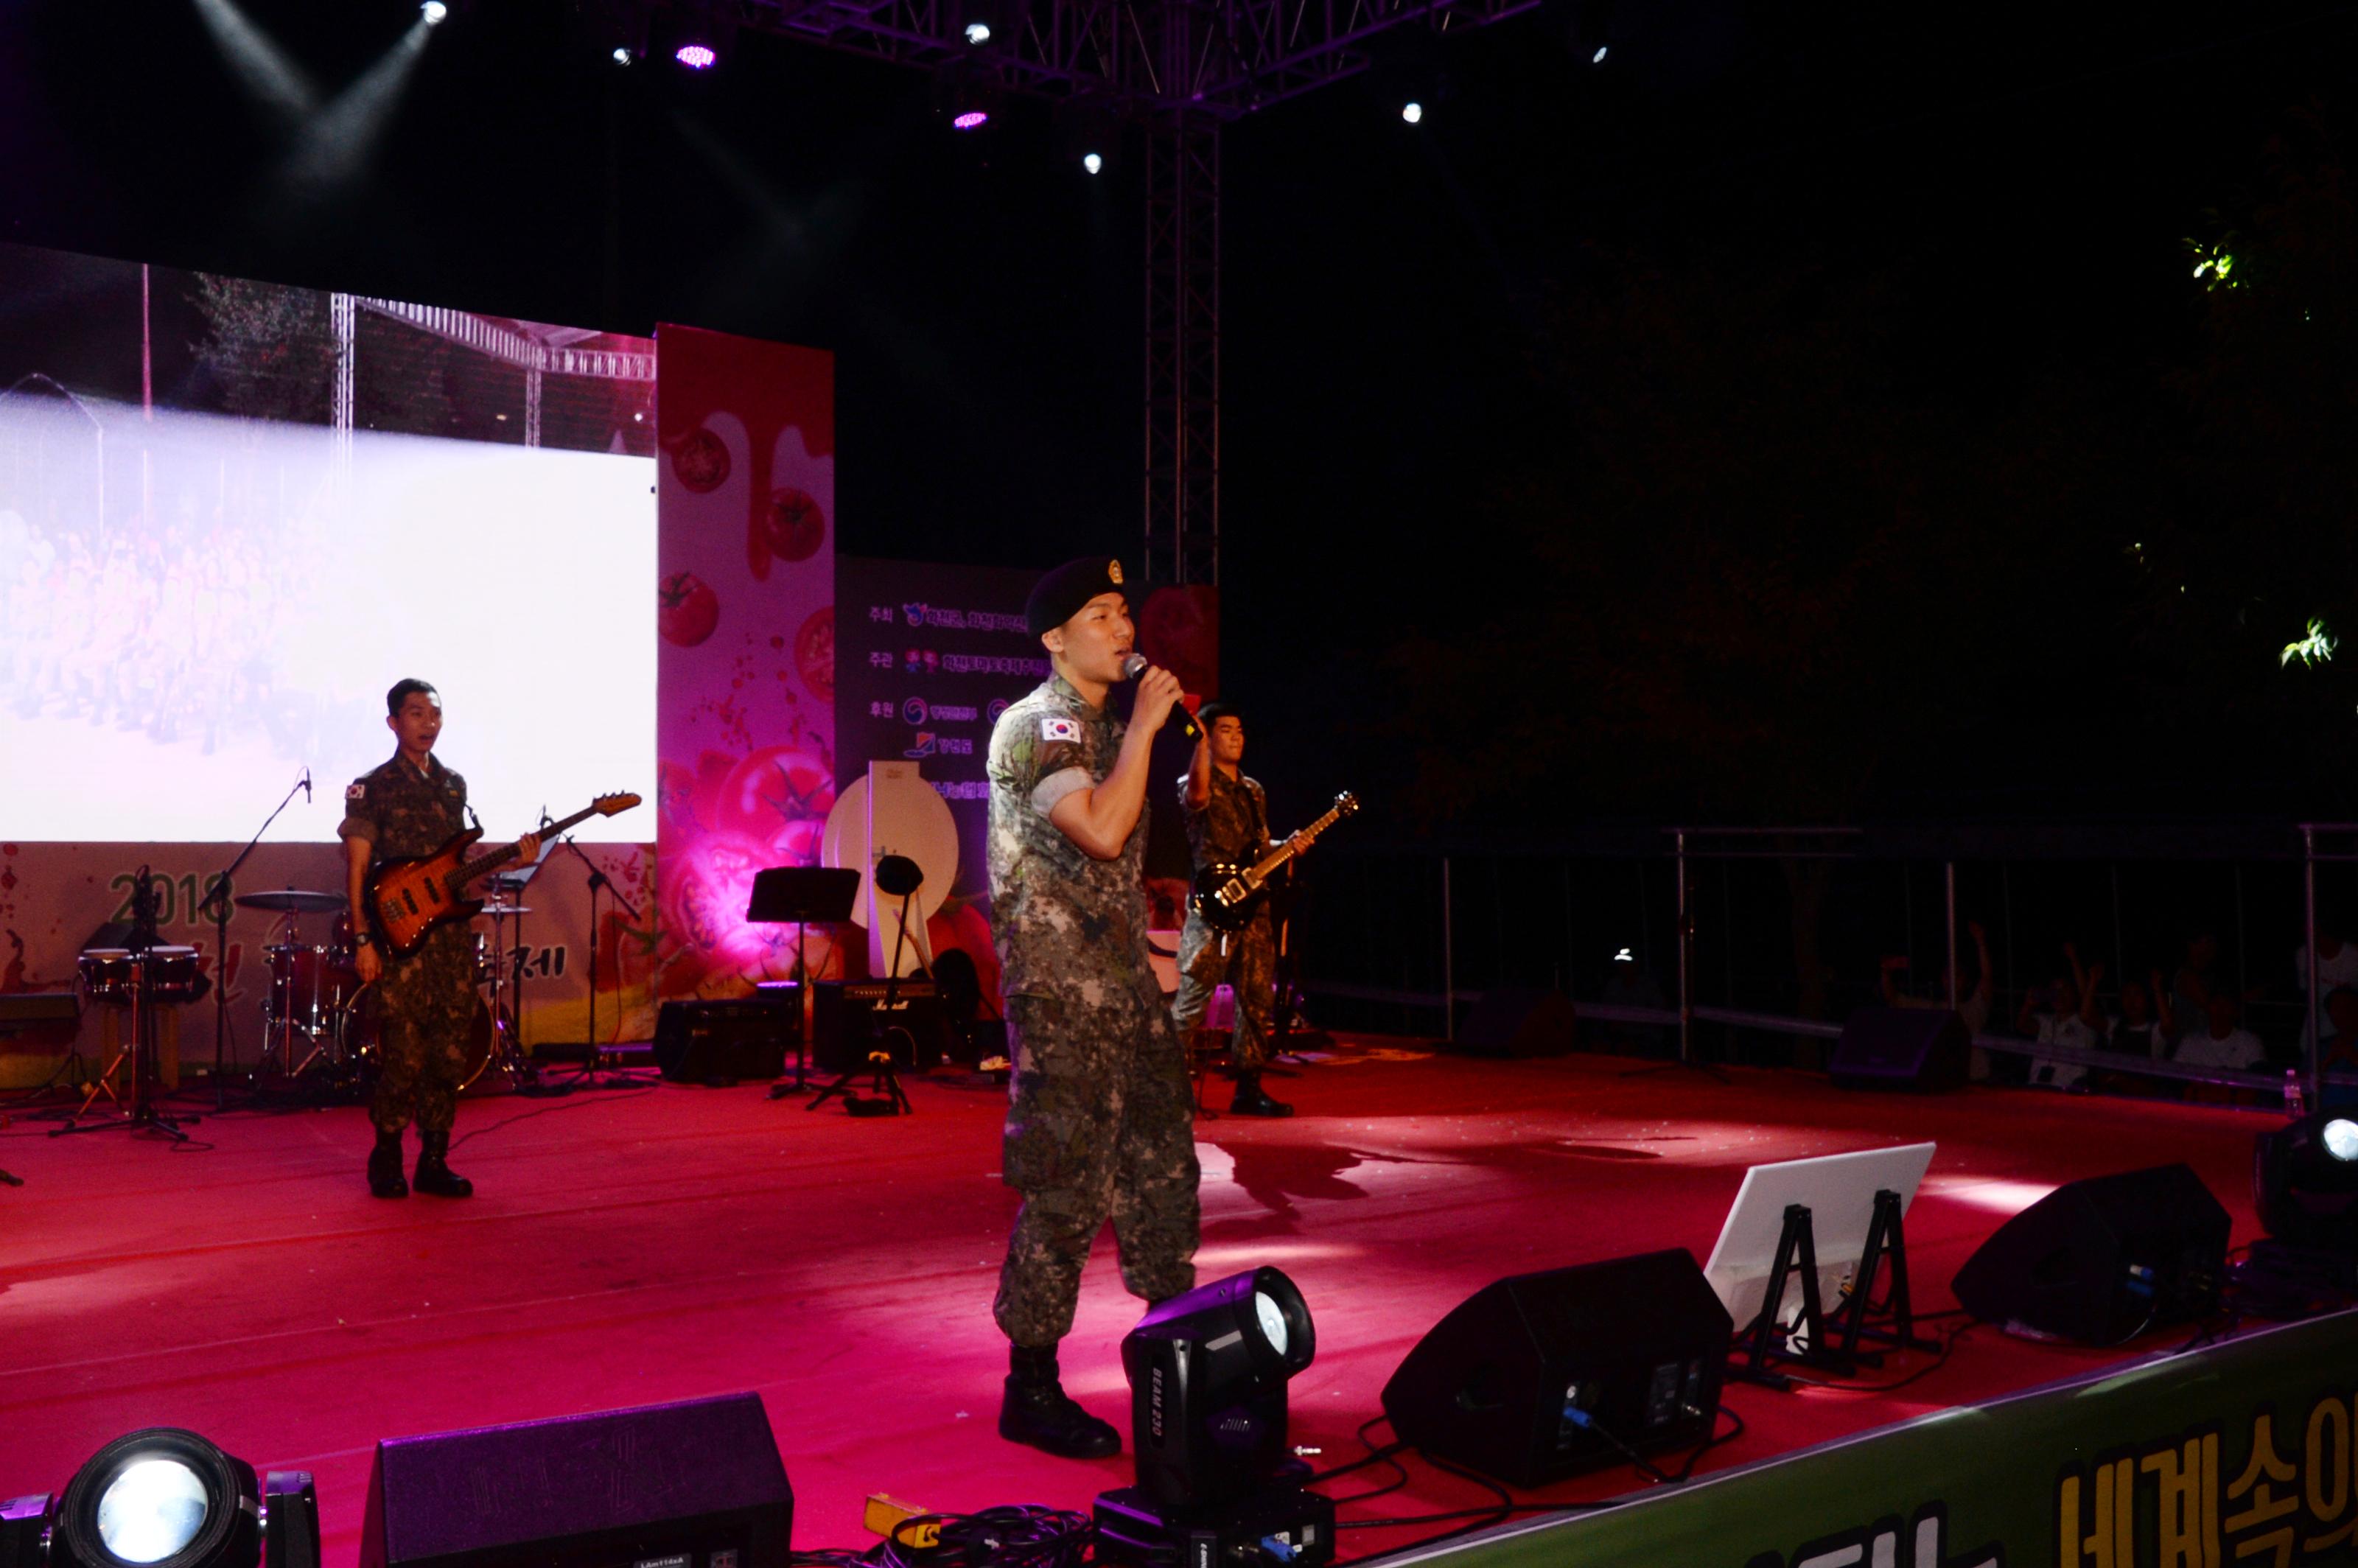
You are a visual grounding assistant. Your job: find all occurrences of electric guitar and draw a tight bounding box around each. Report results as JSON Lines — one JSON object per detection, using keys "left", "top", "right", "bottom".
{"left": 365, "top": 793, "right": 640, "bottom": 956}
{"left": 1189, "top": 791, "right": 1359, "bottom": 933}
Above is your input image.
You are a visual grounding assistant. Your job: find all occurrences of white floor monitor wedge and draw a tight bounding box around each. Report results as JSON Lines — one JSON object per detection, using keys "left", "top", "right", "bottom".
{"left": 1703, "top": 1141, "right": 1939, "bottom": 1330}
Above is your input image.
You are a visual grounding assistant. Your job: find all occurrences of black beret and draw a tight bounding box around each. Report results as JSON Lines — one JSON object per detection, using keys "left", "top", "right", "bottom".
{"left": 1026, "top": 555, "right": 1131, "bottom": 638}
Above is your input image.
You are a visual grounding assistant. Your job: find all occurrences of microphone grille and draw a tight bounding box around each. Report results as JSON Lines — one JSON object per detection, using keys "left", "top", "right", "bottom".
{"left": 1122, "top": 653, "right": 1148, "bottom": 679}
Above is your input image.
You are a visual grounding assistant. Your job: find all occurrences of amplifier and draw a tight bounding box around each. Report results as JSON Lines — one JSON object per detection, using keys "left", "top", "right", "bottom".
{"left": 654, "top": 998, "right": 790, "bottom": 1085}
{"left": 0, "top": 992, "right": 79, "bottom": 1033}
{"left": 811, "top": 981, "right": 947, "bottom": 1074}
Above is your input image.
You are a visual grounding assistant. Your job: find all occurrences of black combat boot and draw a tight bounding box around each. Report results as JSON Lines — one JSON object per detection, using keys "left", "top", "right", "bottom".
{"left": 999, "top": 1343, "right": 1120, "bottom": 1459}
{"left": 1228, "top": 1071, "right": 1294, "bottom": 1118}
{"left": 412, "top": 1130, "right": 473, "bottom": 1198}
{"left": 368, "top": 1130, "right": 408, "bottom": 1199}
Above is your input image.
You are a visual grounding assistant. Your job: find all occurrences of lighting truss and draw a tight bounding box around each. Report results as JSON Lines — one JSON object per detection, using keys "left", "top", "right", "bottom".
{"left": 732, "top": 0, "right": 1537, "bottom": 122}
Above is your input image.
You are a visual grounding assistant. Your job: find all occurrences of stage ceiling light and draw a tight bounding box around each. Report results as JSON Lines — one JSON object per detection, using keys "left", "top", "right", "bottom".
{"left": 963, "top": 21, "right": 992, "bottom": 44}
{"left": 952, "top": 110, "right": 989, "bottom": 129}
{"left": 675, "top": 42, "right": 717, "bottom": 68}
{"left": 419, "top": 1, "right": 447, "bottom": 24}
{"left": 1082, "top": 152, "right": 1103, "bottom": 174}
{"left": 1399, "top": 100, "right": 1424, "bottom": 124}
{"left": 1, "top": 1429, "right": 317, "bottom": 1568}
{"left": 2256, "top": 1110, "right": 2358, "bottom": 1250}
{"left": 1122, "top": 1267, "right": 1315, "bottom": 1512}
{"left": 612, "top": 45, "right": 634, "bottom": 64}
{"left": 1592, "top": 45, "right": 1608, "bottom": 62}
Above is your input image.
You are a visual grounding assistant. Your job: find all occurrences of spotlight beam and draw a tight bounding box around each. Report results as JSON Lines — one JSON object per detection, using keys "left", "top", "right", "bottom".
{"left": 274, "top": 21, "right": 433, "bottom": 203}
{"left": 189, "top": 0, "right": 318, "bottom": 125}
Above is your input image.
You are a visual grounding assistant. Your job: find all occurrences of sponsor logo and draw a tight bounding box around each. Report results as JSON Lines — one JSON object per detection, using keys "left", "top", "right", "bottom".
{"left": 903, "top": 697, "right": 929, "bottom": 725}
{"left": 987, "top": 698, "right": 1011, "bottom": 724}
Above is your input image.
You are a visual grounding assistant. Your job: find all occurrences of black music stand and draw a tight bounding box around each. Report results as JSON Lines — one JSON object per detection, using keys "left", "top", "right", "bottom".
{"left": 747, "top": 867, "right": 862, "bottom": 1093}
{"left": 807, "top": 855, "right": 928, "bottom": 1116}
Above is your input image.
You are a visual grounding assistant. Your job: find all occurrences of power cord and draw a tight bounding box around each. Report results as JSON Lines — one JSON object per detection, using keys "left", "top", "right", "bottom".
{"left": 792, "top": 1505, "right": 1096, "bottom": 1568}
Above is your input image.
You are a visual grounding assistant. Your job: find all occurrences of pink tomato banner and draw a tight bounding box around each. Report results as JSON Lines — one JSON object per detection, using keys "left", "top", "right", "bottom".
{"left": 653, "top": 324, "right": 837, "bottom": 1000}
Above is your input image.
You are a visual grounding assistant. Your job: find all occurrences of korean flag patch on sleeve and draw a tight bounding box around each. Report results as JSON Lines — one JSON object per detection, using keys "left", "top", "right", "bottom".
{"left": 346, "top": 783, "right": 366, "bottom": 800}
{"left": 1040, "top": 717, "right": 1081, "bottom": 743}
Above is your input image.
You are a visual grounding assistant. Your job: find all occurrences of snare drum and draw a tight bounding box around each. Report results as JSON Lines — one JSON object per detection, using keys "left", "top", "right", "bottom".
{"left": 77, "top": 948, "right": 136, "bottom": 1003}
{"left": 266, "top": 942, "right": 360, "bottom": 1034}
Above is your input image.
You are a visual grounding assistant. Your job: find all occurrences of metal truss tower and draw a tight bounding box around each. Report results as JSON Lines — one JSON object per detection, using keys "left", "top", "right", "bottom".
{"left": 706, "top": 0, "right": 1543, "bottom": 581}
{"left": 1142, "top": 118, "right": 1218, "bottom": 587}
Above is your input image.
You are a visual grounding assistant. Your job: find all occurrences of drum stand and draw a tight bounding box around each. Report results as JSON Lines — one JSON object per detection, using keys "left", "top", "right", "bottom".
{"left": 472, "top": 902, "right": 540, "bottom": 1091}
{"left": 54, "top": 954, "right": 192, "bottom": 1142}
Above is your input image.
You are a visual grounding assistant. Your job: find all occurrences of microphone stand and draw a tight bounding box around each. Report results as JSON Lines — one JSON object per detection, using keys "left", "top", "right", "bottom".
{"left": 547, "top": 830, "right": 643, "bottom": 1092}
{"left": 199, "top": 770, "right": 309, "bottom": 1110}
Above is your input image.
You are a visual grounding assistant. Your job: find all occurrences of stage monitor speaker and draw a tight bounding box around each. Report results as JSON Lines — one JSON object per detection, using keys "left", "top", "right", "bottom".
{"left": 1449, "top": 987, "right": 1575, "bottom": 1058}
{"left": 357, "top": 1392, "right": 791, "bottom": 1568}
{"left": 654, "top": 999, "right": 788, "bottom": 1084}
{"left": 1828, "top": 1006, "right": 1968, "bottom": 1091}
{"left": 1951, "top": 1163, "right": 2230, "bottom": 1344}
{"left": 1379, "top": 1248, "right": 1732, "bottom": 1488}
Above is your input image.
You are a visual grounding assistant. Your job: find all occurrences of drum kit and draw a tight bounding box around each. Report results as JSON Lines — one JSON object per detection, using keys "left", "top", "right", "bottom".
{"left": 72, "top": 875, "right": 542, "bottom": 1109}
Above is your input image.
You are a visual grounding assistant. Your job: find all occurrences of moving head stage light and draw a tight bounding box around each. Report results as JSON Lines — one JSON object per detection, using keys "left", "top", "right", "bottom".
{"left": 1095, "top": 1269, "right": 1334, "bottom": 1568}
{"left": 2256, "top": 1110, "right": 2358, "bottom": 1251}
{"left": 1, "top": 1430, "right": 318, "bottom": 1568}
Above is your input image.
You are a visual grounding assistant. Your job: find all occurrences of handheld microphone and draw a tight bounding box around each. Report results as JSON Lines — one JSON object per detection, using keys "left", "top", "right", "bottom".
{"left": 1121, "top": 653, "right": 1202, "bottom": 741}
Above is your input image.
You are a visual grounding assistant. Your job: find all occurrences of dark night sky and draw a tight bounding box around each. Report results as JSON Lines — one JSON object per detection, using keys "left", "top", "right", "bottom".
{"left": 7, "top": 0, "right": 2358, "bottom": 836}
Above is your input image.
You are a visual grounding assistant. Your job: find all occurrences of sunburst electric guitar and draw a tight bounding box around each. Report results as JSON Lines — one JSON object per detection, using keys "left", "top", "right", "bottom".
{"left": 1189, "top": 791, "right": 1359, "bottom": 934}
{"left": 366, "top": 792, "right": 641, "bottom": 956}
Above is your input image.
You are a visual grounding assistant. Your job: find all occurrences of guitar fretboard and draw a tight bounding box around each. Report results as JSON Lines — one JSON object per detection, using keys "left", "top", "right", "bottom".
{"left": 444, "top": 802, "right": 604, "bottom": 895}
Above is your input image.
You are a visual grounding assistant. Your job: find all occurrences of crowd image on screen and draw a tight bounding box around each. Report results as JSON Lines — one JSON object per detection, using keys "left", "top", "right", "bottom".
{"left": 0, "top": 413, "right": 349, "bottom": 764}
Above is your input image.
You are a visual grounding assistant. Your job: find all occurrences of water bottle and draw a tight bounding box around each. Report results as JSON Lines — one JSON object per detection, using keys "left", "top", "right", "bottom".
{"left": 2285, "top": 1068, "right": 2306, "bottom": 1118}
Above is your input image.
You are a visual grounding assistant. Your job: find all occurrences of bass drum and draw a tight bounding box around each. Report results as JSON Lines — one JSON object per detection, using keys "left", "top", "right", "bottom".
{"left": 337, "top": 982, "right": 496, "bottom": 1092}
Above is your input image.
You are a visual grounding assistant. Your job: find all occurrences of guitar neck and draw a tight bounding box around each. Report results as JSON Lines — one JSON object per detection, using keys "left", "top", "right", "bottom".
{"left": 1246, "top": 801, "right": 1346, "bottom": 881}
{"left": 450, "top": 803, "right": 599, "bottom": 891}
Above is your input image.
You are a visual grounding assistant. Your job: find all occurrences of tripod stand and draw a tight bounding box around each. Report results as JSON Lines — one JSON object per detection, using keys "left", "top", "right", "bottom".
{"left": 56, "top": 873, "right": 193, "bottom": 1142}
{"left": 534, "top": 832, "right": 644, "bottom": 1093}
{"left": 200, "top": 769, "right": 310, "bottom": 1108}
{"left": 808, "top": 855, "right": 928, "bottom": 1117}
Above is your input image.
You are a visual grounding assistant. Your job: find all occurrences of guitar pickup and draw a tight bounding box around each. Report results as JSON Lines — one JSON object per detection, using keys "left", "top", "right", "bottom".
{"left": 402, "top": 889, "right": 420, "bottom": 916}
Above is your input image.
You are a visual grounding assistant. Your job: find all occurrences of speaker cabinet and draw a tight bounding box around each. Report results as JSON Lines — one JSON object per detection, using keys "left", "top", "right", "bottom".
{"left": 1951, "top": 1163, "right": 2230, "bottom": 1344}
{"left": 809, "top": 983, "right": 948, "bottom": 1074}
{"left": 1379, "top": 1249, "right": 1732, "bottom": 1487}
{"left": 358, "top": 1393, "right": 791, "bottom": 1568}
{"left": 1828, "top": 1007, "right": 1968, "bottom": 1091}
{"left": 654, "top": 999, "right": 789, "bottom": 1084}
{"left": 1450, "top": 987, "right": 1575, "bottom": 1058}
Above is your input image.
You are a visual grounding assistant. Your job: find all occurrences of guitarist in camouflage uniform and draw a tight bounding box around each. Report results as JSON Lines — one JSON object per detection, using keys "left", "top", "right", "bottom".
{"left": 1171, "top": 702, "right": 1299, "bottom": 1117}
{"left": 984, "top": 557, "right": 1200, "bottom": 1459}
{"left": 339, "top": 679, "right": 536, "bottom": 1200}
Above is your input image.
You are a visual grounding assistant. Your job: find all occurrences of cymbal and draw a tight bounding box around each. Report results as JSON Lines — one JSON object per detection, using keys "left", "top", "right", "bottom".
{"left": 235, "top": 889, "right": 347, "bottom": 913}
{"left": 488, "top": 871, "right": 534, "bottom": 888}
{"left": 477, "top": 903, "right": 533, "bottom": 917}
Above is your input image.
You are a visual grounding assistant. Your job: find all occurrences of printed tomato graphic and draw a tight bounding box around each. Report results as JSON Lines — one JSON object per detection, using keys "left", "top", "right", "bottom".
{"left": 671, "top": 428, "right": 730, "bottom": 494}
{"left": 762, "top": 487, "right": 828, "bottom": 564}
{"left": 796, "top": 606, "right": 834, "bottom": 702}
{"left": 658, "top": 572, "right": 719, "bottom": 646}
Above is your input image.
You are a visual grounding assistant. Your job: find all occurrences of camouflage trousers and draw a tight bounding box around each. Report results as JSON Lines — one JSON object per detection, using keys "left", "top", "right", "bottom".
{"left": 994, "top": 986, "right": 1201, "bottom": 1348}
{"left": 370, "top": 923, "right": 475, "bottom": 1137}
{"left": 1171, "top": 907, "right": 1277, "bottom": 1071}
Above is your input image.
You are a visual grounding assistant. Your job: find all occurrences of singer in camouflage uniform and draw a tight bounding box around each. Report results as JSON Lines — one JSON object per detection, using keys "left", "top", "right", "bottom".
{"left": 987, "top": 556, "right": 1199, "bottom": 1460}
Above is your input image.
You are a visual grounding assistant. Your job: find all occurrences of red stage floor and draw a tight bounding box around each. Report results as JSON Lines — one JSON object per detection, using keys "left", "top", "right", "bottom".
{"left": 0, "top": 1040, "right": 2271, "bottom": 1563}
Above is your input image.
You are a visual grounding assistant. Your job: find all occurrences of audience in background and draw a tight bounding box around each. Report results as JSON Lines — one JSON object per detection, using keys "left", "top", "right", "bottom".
{"left": 2293, "top": 918, "right": 2358, "bottom": 1054}
{"left": 2175, "top": 992, "right": 2266, "bottom": 1071}
{"left": 2321, "top": 986, "right": 2358, "bottom": 1108}
{"left": 2108, "top": 970, "right": 2177, "bottom": 1060}
{"left": 2169, "top": 932, "right": 2223, "bottom": 1050}
{"left": 2018, "top": 945, "right": 2104, "bottom": 1090}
